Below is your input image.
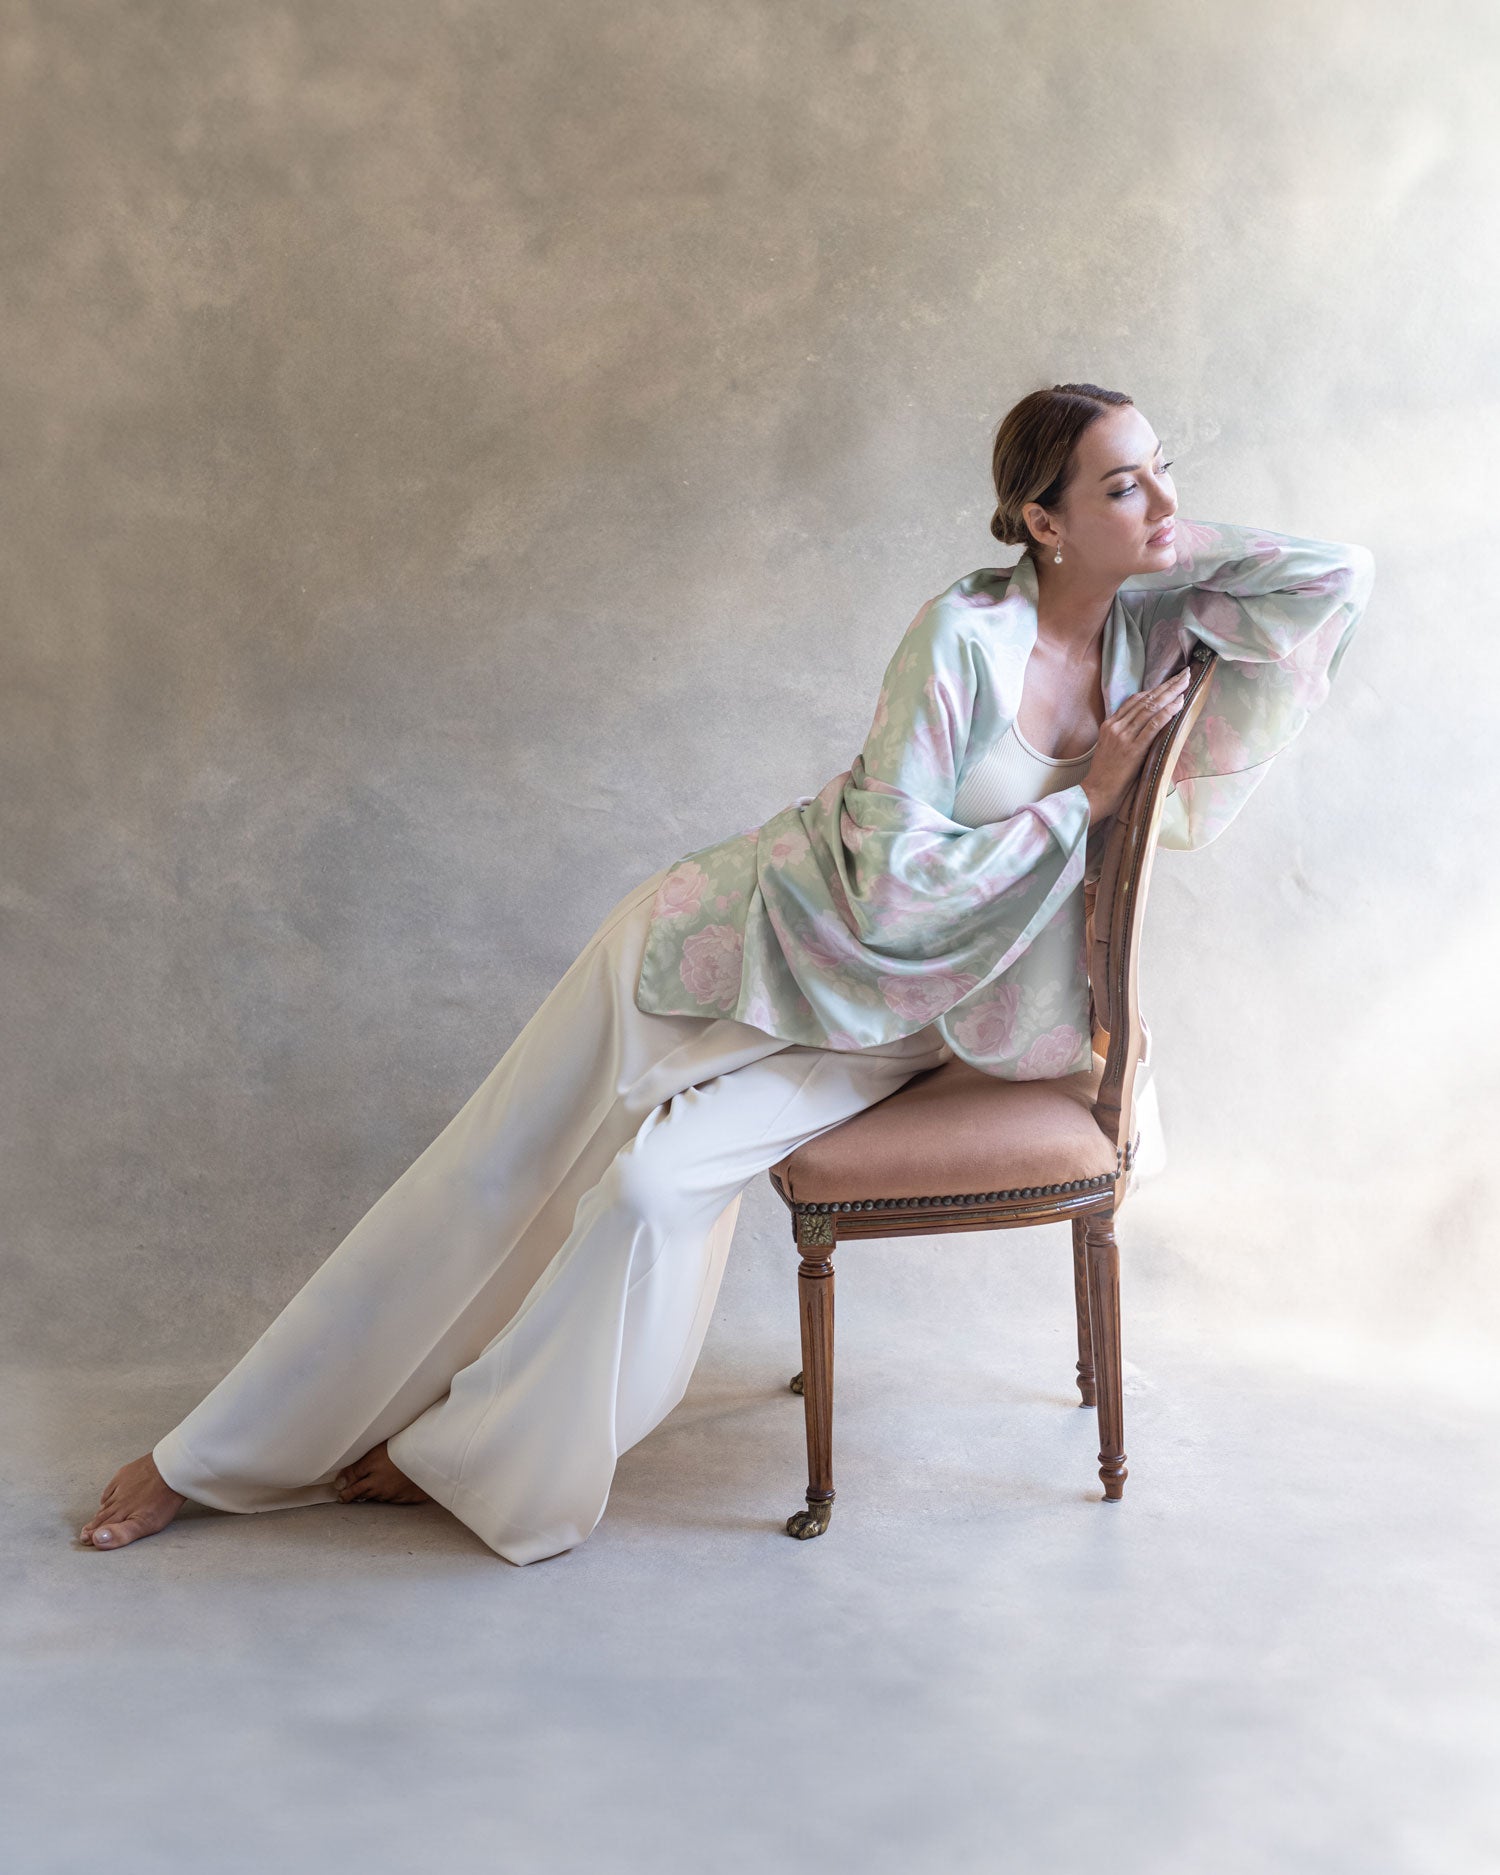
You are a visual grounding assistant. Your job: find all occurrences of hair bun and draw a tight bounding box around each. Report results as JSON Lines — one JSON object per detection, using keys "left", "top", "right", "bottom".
{"left": 989, "top": 507, "right": 1025, "bottom": 546}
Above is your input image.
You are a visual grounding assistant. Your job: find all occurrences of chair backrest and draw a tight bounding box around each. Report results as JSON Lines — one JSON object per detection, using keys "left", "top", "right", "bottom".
{"left": 1085, "top": 642, "right": 1218, "bottom": 1170}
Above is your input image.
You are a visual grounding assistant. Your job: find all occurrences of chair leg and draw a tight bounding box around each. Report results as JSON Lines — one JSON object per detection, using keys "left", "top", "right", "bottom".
{"left": 1083, "top": 1210, "right": 1128, "bottom": 1501}
{"left": 1070, "top": 1217, "right": 1096, "bottom": 1407}
{"left": 786, "top": 1213, "right": 836, "bottom": 1539}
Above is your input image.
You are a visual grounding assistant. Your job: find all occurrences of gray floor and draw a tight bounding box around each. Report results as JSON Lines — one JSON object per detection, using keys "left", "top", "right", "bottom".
{"left": 8, "top": 1204, "right": 1498, "bottom": 1875}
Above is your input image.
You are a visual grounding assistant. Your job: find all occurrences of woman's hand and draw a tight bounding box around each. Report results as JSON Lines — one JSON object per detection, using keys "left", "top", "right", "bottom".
{"left": 1081, "top": 666, "right": 1192, "bottom": 822}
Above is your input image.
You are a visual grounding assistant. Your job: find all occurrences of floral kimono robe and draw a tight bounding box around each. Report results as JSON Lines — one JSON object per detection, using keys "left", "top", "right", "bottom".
{"left": 633, "top": 520, "right": 1375, "bottom": 1078}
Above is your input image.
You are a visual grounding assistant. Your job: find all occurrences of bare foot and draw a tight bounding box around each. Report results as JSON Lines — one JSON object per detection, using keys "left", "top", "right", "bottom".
{"left": 334, "top": 1442, "right": 430, "bottom": 1505}
{"left": 79, "top": 1453, "right": 186, "bottom": 1550}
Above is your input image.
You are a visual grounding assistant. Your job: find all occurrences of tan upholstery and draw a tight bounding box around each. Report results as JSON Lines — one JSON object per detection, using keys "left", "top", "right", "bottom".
{"left": 767, "top": 1052, "right": 1117, "bottom": 1204}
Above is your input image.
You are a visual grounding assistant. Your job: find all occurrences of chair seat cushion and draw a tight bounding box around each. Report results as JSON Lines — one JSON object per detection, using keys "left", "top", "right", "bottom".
{"left": 768, "top": 1053, "right": 1118, "bottom": 1203}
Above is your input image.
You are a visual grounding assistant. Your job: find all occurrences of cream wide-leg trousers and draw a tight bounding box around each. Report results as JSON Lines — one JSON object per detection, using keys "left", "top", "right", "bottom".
{"left": 151, "top": 866, "right": 954, "bottom": 1567}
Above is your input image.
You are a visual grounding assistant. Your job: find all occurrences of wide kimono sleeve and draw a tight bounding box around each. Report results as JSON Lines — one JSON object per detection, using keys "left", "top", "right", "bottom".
{"left": 745, "top": 586, "right": 1096, "bottom": 1039}
{"left": 1121, "top": 520, "right": 1375, "bottom": 850}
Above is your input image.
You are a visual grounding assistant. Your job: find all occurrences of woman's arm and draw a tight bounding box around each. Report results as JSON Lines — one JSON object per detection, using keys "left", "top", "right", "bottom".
{"left": 1118, "top": 520, "right": 1375, "bottom": 849}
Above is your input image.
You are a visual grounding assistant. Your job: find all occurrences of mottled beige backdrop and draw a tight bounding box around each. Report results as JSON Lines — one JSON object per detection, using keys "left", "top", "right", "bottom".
{"left": 5, "top": 1, "right": 1493, "bottom": 1393}
{"left": 9, "top": 8, "right": 1500, "bottom": 1872}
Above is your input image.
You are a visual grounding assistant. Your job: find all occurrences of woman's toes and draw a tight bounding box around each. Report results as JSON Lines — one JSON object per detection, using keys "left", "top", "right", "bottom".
{"left": 91, "top": 1518, "right": 148, "bottom": 1548}
{"left": 80, "top": 1501, "right": 117, "bottom": 1542}
{"left": 331, "top": 1444, "right": 427, "bottom": 1505}
{"left": 79, "top": 1454, "right": 185, "bottom": 1550}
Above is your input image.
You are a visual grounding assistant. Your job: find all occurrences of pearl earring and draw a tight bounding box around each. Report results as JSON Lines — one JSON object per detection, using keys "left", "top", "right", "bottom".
{"left": 1053, "top": 541, "right": 1063, "bottom": 564}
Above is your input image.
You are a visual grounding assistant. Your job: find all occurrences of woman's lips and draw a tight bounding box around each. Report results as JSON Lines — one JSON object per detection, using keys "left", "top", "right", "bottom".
{"left": 1147, "top": 521, "right": 1176, "bottom": 546}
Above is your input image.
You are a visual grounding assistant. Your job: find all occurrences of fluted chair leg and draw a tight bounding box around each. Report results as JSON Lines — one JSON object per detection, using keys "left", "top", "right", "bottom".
{"left": 1071, "top": 1216, "right": 1096, "bottom": 1407}
{"left": 1084, "top": 1210, "right": 1128, "bottom": 1500}
{"left": 787, "top": 1214, "right": 835, "bottom": 1539}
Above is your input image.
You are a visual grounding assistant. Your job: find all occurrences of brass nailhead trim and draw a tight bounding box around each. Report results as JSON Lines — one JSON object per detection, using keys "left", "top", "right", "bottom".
{"left": 795, "top": 1171, "right": 1117, "bottom": 1217}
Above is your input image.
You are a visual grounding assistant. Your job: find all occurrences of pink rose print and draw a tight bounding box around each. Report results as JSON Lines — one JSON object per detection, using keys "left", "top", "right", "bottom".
{"left": 742, "top": 991, "right": 775, "bottom": 1033}
{"left": 899, "top": 720, "right": 952, "bottom": 794}
{"left": 769, "top": 828, "right": 810, "bottom": 867}
{"left": 823, "top": 1029, "right": 863, "bottom": 1051}
{"left": 1200, "top": 712, "right": 1250, "bottom": 773}
{"left": 802, "top": 910, "right": 861, "bottom": 969}
{"left": 868, "top": 872, "right": 925, "bottom": 916}
{"left": 975, "top": 862, "right": 1042, "bottom": 907}
{"left": 680, "top": 923, "right": 744, "bottom": 1011}
{"left": 802, "top": 907, "right": 862, "bottom": 967}
{"left": 866, "top": 691, "right": 890, "bottom": 742}
{"left": 1286, "top": 611, "right": 1343, "bottom": 672}
{"left": 653, "top": 862, "right": 708, "bottom": 921}
{"left": 1292, "top": 565, "right": 1350, "bottom": 598}
{"left": 878, "top": 971, "right": 979, "bottom": 1023}
{"left": 1280, "top": 612, "right": 1343, "bottom": 708}
{"left": 1168, "top": 518, "right": 1221, "bottom": 568}
{"left": 826, "top": 866, "right": 855, "bottom": 924}
{"left": 948, "top": 985, "right": 1021, "bottom": 1057}
{"left": 1016, "top": 1024, "right": 1088, "bottom": 1080}
{"left": 1193, "top": 590, "right": 1245, "bottom": 641}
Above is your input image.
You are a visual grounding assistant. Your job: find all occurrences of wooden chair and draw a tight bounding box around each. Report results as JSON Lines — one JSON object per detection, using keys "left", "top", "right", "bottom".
{"left": 766, "top": 641, "right": 1218, "bottom": 1538}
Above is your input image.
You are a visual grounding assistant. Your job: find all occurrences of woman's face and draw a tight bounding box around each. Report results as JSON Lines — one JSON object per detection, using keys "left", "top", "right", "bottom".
{"left": 1027, "top": 405, "right": 1178, "bottom": 578}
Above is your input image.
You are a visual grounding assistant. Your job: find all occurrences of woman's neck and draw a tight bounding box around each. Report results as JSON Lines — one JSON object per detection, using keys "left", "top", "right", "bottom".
{"left": 1030, "top": 552, "right": 1119, "bottom": 656}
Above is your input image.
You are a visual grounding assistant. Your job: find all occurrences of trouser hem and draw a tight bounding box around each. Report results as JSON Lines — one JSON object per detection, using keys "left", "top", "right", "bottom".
{"left": 387, "top": 1429, "right": 595, "bottom": 1567}
{"left": 152, "top": 1425, "right": 242, "bottom": 1513}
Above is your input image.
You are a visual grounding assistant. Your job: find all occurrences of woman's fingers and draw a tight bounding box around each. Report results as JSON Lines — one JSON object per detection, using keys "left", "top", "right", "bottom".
{"left": 1112, "top": 669, "right": 1188, "bottom": 726}
{"left": 1130, "top": 690, "right": 1187, "bottom": 746}
{"left": 1139, "top": 670, "right": 1191, "bottom": 708}
{"left": 1108, "top": 686, "right": 1187, "bottom": 753}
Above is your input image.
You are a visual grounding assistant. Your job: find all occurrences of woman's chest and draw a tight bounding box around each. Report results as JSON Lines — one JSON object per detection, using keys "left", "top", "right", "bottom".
{"left": 1011, "top": 641, "right": 1107, "bottom": 761}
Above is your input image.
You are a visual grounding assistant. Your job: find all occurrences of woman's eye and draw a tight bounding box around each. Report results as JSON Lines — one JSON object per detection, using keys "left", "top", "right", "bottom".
{"left": 1108, "top": 460, "right": 1174, "bottom": 499}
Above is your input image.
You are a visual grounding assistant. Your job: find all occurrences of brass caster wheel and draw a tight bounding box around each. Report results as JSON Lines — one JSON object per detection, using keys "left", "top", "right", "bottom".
{"left": 789, "top": 1370, "right": 804, "bottom": 1394}
{"left": 785, "top": 1501, "right": 832, "bottom": 1539}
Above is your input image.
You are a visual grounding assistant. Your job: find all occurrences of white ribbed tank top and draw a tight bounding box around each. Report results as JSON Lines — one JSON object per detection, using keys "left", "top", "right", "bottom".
{"left": 951, "top": 717, "right": 1097, "bottom": 827}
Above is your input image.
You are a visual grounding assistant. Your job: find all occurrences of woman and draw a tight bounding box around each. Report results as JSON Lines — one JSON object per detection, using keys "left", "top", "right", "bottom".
{"left": 78, "top": 383, "right": 1373, "bottom": 1564}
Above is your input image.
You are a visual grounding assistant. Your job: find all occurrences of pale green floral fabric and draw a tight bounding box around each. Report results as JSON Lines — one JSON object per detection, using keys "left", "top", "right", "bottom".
{"left": 633, "top": 521, "right": 1374, "bottom": 1077}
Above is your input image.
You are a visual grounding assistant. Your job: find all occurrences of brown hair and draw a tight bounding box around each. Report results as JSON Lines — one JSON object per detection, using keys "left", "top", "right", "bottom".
{"left": 989, "top": 382, "right": 1135, "bottom": 557}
